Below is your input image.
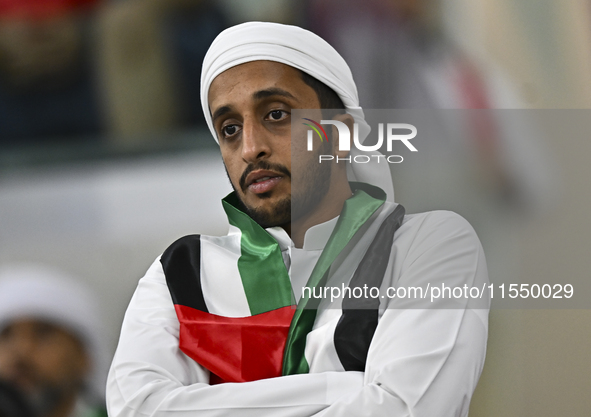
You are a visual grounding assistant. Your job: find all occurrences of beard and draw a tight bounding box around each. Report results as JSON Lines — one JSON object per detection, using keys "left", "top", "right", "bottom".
{"left": 1, "top": 367, "right": 80, "bottom": 417}
{"left": 224, "top": 142, "right": 332, "bottom": 229}
{"left": 27, "top": 383, "right": 69, "bottom": 417}
{"left": 244, "top": 194, "right": 292, "bottom": 229}
{"left": 290, "top": 147, "right": 332, "bottom": 224}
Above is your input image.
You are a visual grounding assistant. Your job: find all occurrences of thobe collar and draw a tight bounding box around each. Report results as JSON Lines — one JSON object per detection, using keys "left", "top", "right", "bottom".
{"left": 267, "top": 217, "right": 339, "bottom": 300}
{"left": 266, "top": 215, "right": 339, "bottom": 253}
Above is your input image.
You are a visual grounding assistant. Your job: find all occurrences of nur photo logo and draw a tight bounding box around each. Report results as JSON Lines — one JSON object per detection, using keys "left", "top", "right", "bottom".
{"left": 302, "top": 118, "right": 418, "bottom": 164}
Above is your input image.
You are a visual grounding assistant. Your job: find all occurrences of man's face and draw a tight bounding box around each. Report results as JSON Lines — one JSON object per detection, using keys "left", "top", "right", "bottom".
{"left": 0, "top": 319, "right": 89, "bottom": 412}
{"left": 208, "top": 60, "right": 331, "bottom": 228}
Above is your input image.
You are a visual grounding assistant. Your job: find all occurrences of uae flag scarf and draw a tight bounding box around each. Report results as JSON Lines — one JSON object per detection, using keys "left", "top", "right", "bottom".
{"left": 160, "top": 182, "right": 404, "bottom": 384}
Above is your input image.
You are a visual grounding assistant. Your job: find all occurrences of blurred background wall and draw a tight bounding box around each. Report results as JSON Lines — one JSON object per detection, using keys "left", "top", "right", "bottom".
{"left": 1, "top": 1, "right": 590, "bottom": 415}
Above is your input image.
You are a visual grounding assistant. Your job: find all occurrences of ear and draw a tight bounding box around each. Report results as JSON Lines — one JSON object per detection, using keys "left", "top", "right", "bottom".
{"left": 331, "top": 113, "right": 355, "bottom": 158}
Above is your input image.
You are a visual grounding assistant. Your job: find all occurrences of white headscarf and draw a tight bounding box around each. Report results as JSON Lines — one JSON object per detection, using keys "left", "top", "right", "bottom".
{"left": 200, "top": 21, "right": 395, "bottom": 201}
{"left": 0, "top": 265, "right": 107, "bottom": 401}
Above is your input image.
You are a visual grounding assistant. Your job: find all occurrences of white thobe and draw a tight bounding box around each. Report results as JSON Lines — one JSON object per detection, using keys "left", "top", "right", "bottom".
{"left": 107, "top": 203, "right": 489, "bottom": 417}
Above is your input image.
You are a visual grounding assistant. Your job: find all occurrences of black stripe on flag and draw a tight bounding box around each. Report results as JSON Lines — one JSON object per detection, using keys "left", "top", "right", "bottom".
{"left": 161, "top": 235, "right": 208, "bottom": 313}
{"left": 334, "top": 204, "right": 405, "bottom": 371}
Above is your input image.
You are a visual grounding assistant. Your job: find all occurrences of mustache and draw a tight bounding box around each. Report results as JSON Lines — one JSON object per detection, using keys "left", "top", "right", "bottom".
{"left": 4, "top": 359, "right": 42, "bottom": 388}
{"left": 239, "top": 160, "right": 291, "bottom": 192}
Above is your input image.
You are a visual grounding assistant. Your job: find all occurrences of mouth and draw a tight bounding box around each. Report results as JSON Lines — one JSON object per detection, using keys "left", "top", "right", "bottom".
{"left": 244, "top": 170, "right": 284, "bottom": 194}
{"left": 4, "top": 369, "right": 38, "bottom": 393}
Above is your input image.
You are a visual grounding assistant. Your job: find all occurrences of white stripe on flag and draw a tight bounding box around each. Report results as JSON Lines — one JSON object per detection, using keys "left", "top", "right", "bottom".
{"left": 201, "top": 226, "right": 251, "bottom": 317}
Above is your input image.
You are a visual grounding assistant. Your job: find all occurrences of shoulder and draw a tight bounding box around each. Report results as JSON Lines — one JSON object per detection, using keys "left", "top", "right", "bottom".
{"left": 403, "top": 209, "right": 476, "bottom": 232}
{"left": 389, "top": 209, "right": 487, "bottom": 286}
{"left": 143, "top": 231, "right": 241, "bottom": 294}
{"left": 398, "top": 209, "right": 481, "bottom": 253}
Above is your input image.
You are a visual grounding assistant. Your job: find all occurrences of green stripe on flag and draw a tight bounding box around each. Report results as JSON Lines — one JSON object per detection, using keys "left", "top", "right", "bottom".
{"left": 282, "top": 182, "right": 386, "bottom": 375}
{"left": 223, "top": 193, "right": 294, "bottom": 315}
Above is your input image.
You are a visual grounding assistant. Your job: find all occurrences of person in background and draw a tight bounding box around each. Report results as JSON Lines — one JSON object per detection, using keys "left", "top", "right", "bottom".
{"left": 305, "top": 0, "right": 551, "bottom": 213}
{"left": 0, "top": 0, "right": 103, "bottom": 144}
{"left": 0, "top": 264, "right": 107, "bottom": 417}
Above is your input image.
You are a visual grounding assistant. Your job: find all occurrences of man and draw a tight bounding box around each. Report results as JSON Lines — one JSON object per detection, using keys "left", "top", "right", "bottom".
{"left": 107, "top": 22, "right": 488, "bottom": 416}
{"left": 0, "top": 265, "right": 107, "bottom": 417}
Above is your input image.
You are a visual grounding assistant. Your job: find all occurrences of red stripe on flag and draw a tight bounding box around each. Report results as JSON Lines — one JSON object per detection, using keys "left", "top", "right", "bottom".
{"left": 175, "top": 304, "right": 296, "bottom": 384}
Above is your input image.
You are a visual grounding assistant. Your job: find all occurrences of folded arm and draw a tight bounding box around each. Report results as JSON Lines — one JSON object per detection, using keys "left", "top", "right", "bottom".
{"left": 107, "top": 211, "right": 488, "bottom": 417}
{"left": 106, "top": 259, "right": 363, "bottom": 417}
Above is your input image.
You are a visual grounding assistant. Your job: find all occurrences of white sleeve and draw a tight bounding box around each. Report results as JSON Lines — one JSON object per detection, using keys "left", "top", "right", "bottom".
{"left": 312, "top": 211, "right": 490, "bottom": 417}
{"left": 106, "top": 258, "right": 363, "bottom": 417}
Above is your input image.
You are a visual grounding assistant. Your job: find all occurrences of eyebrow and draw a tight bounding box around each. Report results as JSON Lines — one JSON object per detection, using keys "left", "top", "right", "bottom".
{"left": 212, "top": 105, "right": 232, "bottom": 124}
{"left": 252, "top": 88, "right": 296, "bottom": 101}
{"left": 211, "top": 88, "right": 297, "bottom": 124}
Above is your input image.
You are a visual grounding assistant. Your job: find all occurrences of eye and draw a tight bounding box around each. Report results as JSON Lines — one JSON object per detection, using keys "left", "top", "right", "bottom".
{"left": 221, "top": 124, "right": 240, "bottom": 139}
{"left": 267, "top": 110, "right": 288, "bottom": 121}
{"left": 0, "top": 324, "right": 14, "bottom": 341}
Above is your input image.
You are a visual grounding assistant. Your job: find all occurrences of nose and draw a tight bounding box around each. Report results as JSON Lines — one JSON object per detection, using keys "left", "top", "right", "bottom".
{"left": 241, "top": 116, "right": 271, "bottom": 163}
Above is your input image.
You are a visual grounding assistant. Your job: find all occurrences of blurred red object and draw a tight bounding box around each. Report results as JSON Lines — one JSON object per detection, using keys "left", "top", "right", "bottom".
{"left": 0, "top": 0, "right": 100, "bottom": 20}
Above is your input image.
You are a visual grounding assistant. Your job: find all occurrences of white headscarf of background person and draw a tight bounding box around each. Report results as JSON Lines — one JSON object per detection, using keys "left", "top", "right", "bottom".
{"left": 0, "top": 264, "right": 108, "bottom": 402}
{"left": 200, "top": 21, "right": 395, "bottom": 202}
